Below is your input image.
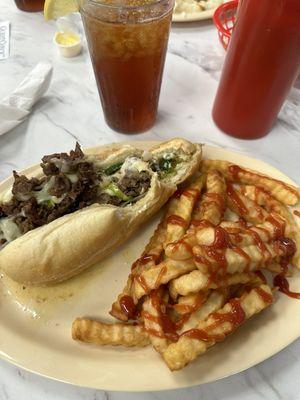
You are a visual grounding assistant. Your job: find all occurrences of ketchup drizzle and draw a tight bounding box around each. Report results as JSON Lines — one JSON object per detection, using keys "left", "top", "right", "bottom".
{"left": 154, "top": 265, "right": 167, "bottom": 289}
{"left": 173, "top": 189, "right": 183, "bottom": 199}
{"left": 255, "top": 287, "right": 273, "bottom": 304}
{"left": 146, "top": 291, "right": 179, "bottom": 341}
{"left": 273, "top": 275, "right": 300, "bottom": 299}
{"left": 131, "top": 253, "right": 159, "bottom": 270}
{"left": 226, "top": 182, "right": 248, "bottom": 215}
{"left": 135, "top": 274, "right": 150, "bottom": 293}
{"left": 203, "top": 193, "right": 226, "bottom": 212}
{"left": 266, "top": 215, "right": 285, "bottom": 239}
{"left": 209, "top": 299, "right": 246, "bottom": 330}
{"left": 190, "top": 219, "right": 213, "bottom": 228}
{"left": 273, "top": 237, "right": 300, "bottom": 299}
{"left": 228, "top": 165, "right": 242, "bottom": 180}
{"left": 180, "top": 328, "right": 224, "bottom": 342}
{"left": 231, "top": 247, "right": 251, "bottom": 271}
{"left": 120, "top": 295, "right": 136, "bottom": 320}
{"left": 179, "top": 298, "right": 245, "bottom": 342}
{"left": 228, "top": 165, "right": 299, "bottom": 198}
{"left": 182, "top": 188, "right": 200, "bottom": 201}
{"left": 167, "top": 215, "right": 187, "bottom": 227}
{"left": 170, "top": 239, "right": 193, "bottom": 256}
{"left": 212, "top": 226, "right": 231, "bottom": 248}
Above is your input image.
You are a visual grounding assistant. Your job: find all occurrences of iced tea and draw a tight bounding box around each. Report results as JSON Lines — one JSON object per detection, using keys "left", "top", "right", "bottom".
{"left": 81, "top": 0, "right": 174, "bottom": 133}
{"left": 14, "top": 0, "right": 45, "bottom": 12}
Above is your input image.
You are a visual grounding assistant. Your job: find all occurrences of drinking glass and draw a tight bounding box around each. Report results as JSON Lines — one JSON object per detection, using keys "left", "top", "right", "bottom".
{"left": 14, "top": 0, "right": 45, "bottom": 12}
{"left": 81, "top": 0, "right": 174, "bottom": 133}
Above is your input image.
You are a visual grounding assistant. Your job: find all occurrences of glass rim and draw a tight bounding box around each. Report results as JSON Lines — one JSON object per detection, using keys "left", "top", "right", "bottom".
{"left": 81, "top": 0, "right": 173, "bottom": 12}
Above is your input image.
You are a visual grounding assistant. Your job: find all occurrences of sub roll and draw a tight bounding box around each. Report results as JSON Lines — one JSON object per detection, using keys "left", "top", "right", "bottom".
{"left": 0, "top": 138, "right": 202, "bottom": 285}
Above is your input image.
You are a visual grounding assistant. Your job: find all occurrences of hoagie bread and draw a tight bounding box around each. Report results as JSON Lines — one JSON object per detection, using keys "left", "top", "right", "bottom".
{"left": 0, "top": 138, "right": 202, "bottom": 285}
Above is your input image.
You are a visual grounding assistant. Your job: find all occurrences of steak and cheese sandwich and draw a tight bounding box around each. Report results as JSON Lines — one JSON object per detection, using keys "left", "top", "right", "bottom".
{"left": 0, "top": 138, "right": 202, "bottom": 285}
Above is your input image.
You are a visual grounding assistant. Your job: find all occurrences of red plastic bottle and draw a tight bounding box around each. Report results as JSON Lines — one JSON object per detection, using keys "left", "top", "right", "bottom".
{"left": 213, "top": 0, "right": 300, "bottom": 139}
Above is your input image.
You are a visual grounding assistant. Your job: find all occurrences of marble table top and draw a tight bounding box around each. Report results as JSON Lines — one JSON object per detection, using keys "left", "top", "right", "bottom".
{"left": 0, "top": 1, "right": 300, "bottom": 399}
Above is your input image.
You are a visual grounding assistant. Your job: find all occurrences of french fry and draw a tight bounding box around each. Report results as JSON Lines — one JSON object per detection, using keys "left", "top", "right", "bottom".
{"left": 169, "top": 270, "right": 263, "bottom": 298}
{"left": 202, "top": 159, "right": 300, "bottom": 205}
{"left": 241, "top": 185, "right": 300, "bottom": 268}
{"left": 110, "top": 214, "right": 168, "bottom": 321}
{"left": 162, "top": 284, "right": 273, "bottom": 370}
{"left": 165, "top": 218, "right": 285, "bottom": 261}
{"left": 193, "top": 170, "right": 226, "bottom": 225}
{"left": 164, "top": 175, "right": 204, "bottom": 245}
{"left": 172, "top": 292, "right": 209, "bottom": 315}
{"left": 177, "top": 290, "right": 229, "bottom": 333}
{"left": 220, "top": 220, "right": 248, "bottom": 229}
{"left": 132, "top": 259, "right": 196, "bottom": 302}
{"left": 72, "top": 318, "right": 150, "bottom": 347}
{"left": 193, "top": 240, "right": 291, "bottom": 275}
{"left": 226, "top": 183, "right": 268, "bottom": 224}
{"left": 142, "top": 289, "right": 171, "bottom": 353}
{"left": 111, "top": 177, "right": 204, "bottom": 321}
{"left": 73, "top": 158, "right": 300, "bottom": 372}
{"left": 164, "top": 171, "right": 226, "bottom": 260}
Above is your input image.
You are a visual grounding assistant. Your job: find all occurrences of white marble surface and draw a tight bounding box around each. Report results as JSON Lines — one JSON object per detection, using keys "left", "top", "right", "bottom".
{"left": 0, "top": 0, "right": 300, "bottom": 398}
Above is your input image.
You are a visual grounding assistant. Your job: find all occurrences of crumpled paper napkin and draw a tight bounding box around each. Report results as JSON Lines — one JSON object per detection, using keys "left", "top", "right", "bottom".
{"left": 0, "top": 61, "right": 53, "bottom": 136}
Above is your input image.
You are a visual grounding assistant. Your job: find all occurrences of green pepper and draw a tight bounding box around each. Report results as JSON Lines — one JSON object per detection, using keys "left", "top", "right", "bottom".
{"left": 104, "top": 162, "right": 123, "bottom": 176}
{"left": 159, "top": 158, "right": 177, "bottom": 173}
{"left": 42, "top": 199, "right": 55, "bottom": 207}
{"left": 105, "top": 183, "right": 132, "bottom": 202}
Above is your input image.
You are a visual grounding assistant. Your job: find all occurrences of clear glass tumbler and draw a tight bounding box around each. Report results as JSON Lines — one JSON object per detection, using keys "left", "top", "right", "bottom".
{"left": 80, "top": 0, "right": 174, "bottom": 133}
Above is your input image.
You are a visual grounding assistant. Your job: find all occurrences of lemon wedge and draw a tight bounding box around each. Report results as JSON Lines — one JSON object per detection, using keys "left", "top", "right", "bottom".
{"left": 44, "top": 0, "right": 80, "bottom": 21}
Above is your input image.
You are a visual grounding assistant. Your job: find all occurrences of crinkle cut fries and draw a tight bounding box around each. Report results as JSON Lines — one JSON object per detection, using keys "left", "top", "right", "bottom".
{"left": 72, "top": 159, "right": 300, "bottom": 371}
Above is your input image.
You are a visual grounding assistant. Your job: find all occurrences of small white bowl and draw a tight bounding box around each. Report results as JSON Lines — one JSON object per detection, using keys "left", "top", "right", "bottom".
{"left": 53, "top": 32, "right": 82, "bottom": 58}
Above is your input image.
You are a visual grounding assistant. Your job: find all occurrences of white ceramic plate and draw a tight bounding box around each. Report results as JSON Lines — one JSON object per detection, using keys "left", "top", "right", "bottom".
{"left": 0, "top": 143, "right": 299, "bottom": 392}
{"left": 172, "top": 0, "right": 227, "bottom": 23}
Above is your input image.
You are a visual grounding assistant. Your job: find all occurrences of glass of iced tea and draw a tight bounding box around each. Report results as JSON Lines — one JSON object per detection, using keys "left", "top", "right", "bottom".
{"left": 80, "top": 0, "right": 174, "bottom": 133}
{"left": 14, "top": 0, "right": 45, "bottom": 12}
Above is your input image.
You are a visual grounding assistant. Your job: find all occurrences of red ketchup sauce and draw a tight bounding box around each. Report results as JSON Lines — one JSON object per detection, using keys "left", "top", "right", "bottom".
{"left": 180, "top": 298, "right": 245, "bottom": 342}
{"left": 273, "top": 238, "right": 300, "bottom": 299}
{"left": 120, "top": 295, "right": 137, "bottom": 320}
{"left": 226, "top": 182, "right": 248, "bottom": 216}
{"left": 146, "top": 290, "right": 179, "bottom": 341}
{"left": 182, "top": 189, "right": 200, "bottom": 201}
{"left": 166, "top": 215, "right": 187, "bottom": 227}
{"left": 203, "top": 193, "right": 226, "bottom": 213}
{"left": 255, "top": 287, "right": 273, "bottom": 304}
{"left": 266, "top": 215, "right": 285, "bottom": 239}
{"left": 213, "top": 0, "right": 300, "bottom": 139}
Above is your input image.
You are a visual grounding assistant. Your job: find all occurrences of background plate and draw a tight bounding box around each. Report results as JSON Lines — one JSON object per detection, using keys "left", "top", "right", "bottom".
{"left": 172, "top": 0, "right": 228, "bottom": 23}
{"left": 0, "top": 143, "right": 299, "bottom": 391}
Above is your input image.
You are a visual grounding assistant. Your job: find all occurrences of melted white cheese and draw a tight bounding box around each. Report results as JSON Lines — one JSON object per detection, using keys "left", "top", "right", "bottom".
{"left": 0, "top": 188, "right": 13, "bottom": 204}
{"left": 120, "top": 157, "right": 149, "bottom": 174}
{"left": 34, "top": 177, "right": 63, "bottom": 204}
{"left": 0, "top": 218, "right": 22, "bottom": 242}
{"left": 66, "top": 173, "right": 78, "bottom": 183}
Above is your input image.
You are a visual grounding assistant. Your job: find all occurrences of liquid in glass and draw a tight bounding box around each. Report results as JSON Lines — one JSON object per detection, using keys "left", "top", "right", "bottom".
{"left": 81, "top": 0, "right": 173, "bottom": 133}
{"left": 14, "top": 0, "right": 45, "bottom": 12}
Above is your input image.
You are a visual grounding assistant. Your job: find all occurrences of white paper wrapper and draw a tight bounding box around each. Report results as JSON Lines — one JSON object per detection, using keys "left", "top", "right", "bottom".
{"left": 0, "top": 62, "right": 53, "bottom": 136}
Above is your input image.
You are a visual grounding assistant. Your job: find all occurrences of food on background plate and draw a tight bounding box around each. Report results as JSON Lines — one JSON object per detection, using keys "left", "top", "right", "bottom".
{"left": 174, "top": 0, "right": 222, "bottom": 17}
{"left": 72, "top": 159, "right": 300, "bottom": 371}
{"left": 0, "top": 139, "right": 202, "bottom": 285}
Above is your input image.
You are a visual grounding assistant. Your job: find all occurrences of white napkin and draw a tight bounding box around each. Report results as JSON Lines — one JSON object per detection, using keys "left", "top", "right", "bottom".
{"left": 0, "top": 62, "right": 53, "bottom": 136}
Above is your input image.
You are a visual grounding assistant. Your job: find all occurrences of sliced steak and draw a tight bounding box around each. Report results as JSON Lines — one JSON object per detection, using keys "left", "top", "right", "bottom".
{"left": 118, "top": 171, "right": 151, "bottom": 198}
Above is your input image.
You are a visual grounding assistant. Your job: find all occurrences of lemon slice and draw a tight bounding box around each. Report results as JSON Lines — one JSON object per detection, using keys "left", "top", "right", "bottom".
{"left": 44, "top": 0, "right": 80, "bottom": 21}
